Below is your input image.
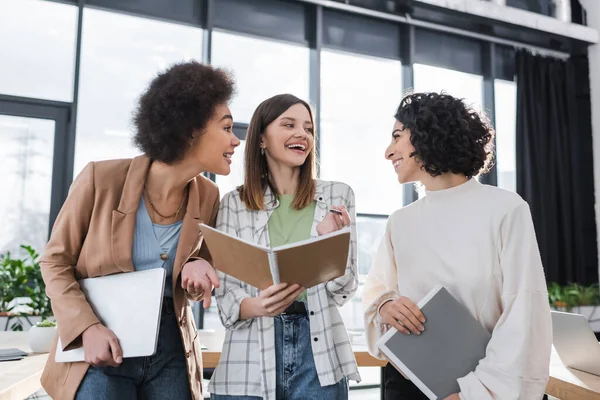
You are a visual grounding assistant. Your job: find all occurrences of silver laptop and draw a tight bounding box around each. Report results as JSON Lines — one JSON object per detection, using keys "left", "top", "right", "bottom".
{"left": 552, "top": 310, "right": 600, "bottom": 376}
{"left": 55, "top": 268, "right": 166, "bottom": 363}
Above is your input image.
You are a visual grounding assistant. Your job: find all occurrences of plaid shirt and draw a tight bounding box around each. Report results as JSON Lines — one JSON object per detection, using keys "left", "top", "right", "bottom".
{"left": 208, "top": 180, "right": 361, "bottom": 399}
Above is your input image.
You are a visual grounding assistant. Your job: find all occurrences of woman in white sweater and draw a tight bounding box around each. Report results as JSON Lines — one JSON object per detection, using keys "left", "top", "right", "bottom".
{"left": 363, "top": 92, "right": 552, "bottom": 400}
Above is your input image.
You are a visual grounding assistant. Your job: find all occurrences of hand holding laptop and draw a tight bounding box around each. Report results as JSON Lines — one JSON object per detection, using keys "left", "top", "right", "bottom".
{"left": 380, "top": 296, "right": 426, "bottom": 336}
{"left": 81, "top": 323, "right": 123, "bottom": 367}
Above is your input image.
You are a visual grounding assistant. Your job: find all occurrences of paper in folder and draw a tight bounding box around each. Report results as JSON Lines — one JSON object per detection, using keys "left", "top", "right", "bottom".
{"left": 199, "top": 224, "right": 350, "bottom": 290}
{"left": 377, "top": 286, "right": 491, "bottom": 400}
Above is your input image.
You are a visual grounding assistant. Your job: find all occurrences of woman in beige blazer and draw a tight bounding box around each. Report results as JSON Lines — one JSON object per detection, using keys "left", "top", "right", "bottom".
{"left": 39, "top": 61, "right": 240, "bottom": 400}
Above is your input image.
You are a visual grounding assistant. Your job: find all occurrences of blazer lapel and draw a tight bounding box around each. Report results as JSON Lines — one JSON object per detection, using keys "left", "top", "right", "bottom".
{"left": 111, "top": 155, "right": 150, "bottom": 273}
{"left": 172, "top": 178, "right": 202, "bottom": 293}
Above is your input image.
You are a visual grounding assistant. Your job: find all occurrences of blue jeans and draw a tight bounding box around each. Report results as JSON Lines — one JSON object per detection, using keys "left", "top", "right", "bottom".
{"left": 275, "top": 314, "right": 348, "bottom": 400}
{"left": 75, "top": 298, "right": 190, "bottom": 400}
{"left": 211, "top": 314, "right": 348, "bottom": 400}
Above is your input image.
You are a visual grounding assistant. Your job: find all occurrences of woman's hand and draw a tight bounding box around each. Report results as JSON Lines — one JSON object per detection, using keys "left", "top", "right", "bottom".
{"left": 379, "top": 296, "right": 426, "bottom": 335}
{"left": 82, "top": 323, "right": 123, "bottom": 367}
{"left": 443, "top": 394, "right": 460, "bottom": 400}
{"left": 241, "top": 283, "right": 305, "bottom": 319}
{"left": 316, "top": 205, "right": 351, "bottom": 236}
{"left": 181, "top": 258, "right": 220, "bottom": 308}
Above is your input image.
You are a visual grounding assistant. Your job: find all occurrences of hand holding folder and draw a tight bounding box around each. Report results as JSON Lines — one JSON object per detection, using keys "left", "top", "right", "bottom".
{"left": 199, "top": 224, "right": 351, "bottom": 290}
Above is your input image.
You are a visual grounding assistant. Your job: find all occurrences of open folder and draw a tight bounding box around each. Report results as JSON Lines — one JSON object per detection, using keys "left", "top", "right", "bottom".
{"left": 199, "top": 224, "right": 350, "bottom": 290}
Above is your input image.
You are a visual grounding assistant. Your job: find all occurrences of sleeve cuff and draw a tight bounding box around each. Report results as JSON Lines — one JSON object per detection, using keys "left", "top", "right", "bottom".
{"left": 377, "top": 298, "right": 396, "bottom": 323}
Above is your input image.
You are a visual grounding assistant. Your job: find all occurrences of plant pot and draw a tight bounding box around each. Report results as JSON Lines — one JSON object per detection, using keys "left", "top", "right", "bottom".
{"left": 28, "top": 325, "right": 57, "bottom": 353}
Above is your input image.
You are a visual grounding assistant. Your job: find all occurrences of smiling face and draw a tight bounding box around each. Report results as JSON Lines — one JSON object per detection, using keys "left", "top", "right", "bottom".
{"left": 188, "top": 103, "right": 240, "bottom": 175}
{"left": 260, "top": 103, "right": 315, "bottom": 170}
{"left": 385, "top": 120, "right": 425, "bottom": 184}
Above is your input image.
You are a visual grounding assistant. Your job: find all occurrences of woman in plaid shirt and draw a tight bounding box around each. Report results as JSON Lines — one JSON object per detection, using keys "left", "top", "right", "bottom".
{"left": 208, "top": 94, "right": 361, "bottom": 399}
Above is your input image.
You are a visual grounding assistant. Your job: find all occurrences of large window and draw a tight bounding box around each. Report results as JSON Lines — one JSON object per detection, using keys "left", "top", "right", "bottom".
{"left": 211, "top": 31, "right": 310, "bottom": 194}
{"left": 0, "top": 0, "right": 77, "bottom": 102}
{"left": 320, "top": 50, "right": 404, "bottom": 215}
{"left": 73, "top": 8, "right": 203, "bottom": 176}
{"left": 414, "top": 64, "right": 484, "bottom": 111}
{"left": 0, "top": 115, "right": 55, "bottom": 255}
{"left": 494, "top": 80, "right": 517, "bottom": 192}
{"left": 413, "top": 63, "right": 485, "bottom": 197}
{"left": 211, "top": 31, "right": 310, "bottom": 124}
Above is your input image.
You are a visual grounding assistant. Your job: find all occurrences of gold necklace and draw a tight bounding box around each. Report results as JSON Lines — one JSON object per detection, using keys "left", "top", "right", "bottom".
{"left": 144, "top": 186, "right": 188, "bottom": 223}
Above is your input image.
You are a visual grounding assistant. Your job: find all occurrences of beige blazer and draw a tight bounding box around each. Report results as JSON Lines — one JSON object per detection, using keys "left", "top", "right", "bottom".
{"left": 39, "top": 155, "right": 219, "bottom": 400}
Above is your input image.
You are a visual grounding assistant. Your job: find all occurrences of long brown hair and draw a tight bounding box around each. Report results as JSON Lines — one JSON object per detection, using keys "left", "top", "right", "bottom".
{"left": 239, "top": 94, "right": 316, "bottom": 211}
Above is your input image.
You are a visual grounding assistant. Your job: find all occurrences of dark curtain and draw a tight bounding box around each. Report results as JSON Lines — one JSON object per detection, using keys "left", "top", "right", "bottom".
{"left": 516, "top": 49, "right": 597, "bottom": 285}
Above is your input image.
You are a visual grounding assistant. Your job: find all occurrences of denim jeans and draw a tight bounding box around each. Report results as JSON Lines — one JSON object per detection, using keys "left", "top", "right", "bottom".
{"left": 275, "top": 314, "right": 348, "bottom": 400}
{"left": 75, "top": 297, "right": 190, "bottom": 400}
{"left": 211, "top": 313, "right": 348, "bottom": 400}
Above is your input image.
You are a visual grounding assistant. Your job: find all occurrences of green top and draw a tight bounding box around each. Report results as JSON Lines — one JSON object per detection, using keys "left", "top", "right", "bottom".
{"left": 268, "top": 194, "right": 316, "bottom": 302}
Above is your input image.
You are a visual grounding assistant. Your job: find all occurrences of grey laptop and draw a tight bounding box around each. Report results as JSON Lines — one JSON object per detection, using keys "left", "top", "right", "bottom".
{"left": 377, "top": 286, "right": 491, "bottom": 400}
{"left": 55, "top": 268, "right": 166, "bottom": 363}
{"left": 552, "top": 310, "right": 600, "bottom": 376}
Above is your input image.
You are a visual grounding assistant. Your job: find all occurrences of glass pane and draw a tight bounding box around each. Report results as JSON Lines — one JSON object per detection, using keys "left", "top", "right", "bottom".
{"left": 213, "top": 0, "right": 307, "bottom": 44}
{"left": 74, "top": 8, "right": 203, "bottom": 176}
{"left": 0, "top": 0, "right": 77, "bottom": 101}
{"left": 339, "top": 216, "right": 387, "bottom": 334}
{"left": 215, "top": 140, "right": 246, "bottom": 198}
{"left": 414, "top": 64, "right": 484, "bottom": 111}
{"left": 356, "top": 216, "right": 388, "bottom": 276}
{"left": 320, "top": 50, "right": 404, "bottom": 215}
{"left": 0, "top": 115, "right": 55, "bottom": 256}
{"left": 86, "top": 0, "right": 204, "bottom": 26}
{"left": 507, "top": 0, "right": 554, "bottom": 16}
{"left": 494, "top": 80, "right": 517, "bottom": 192}
{"left": 211, "top": 31, "right": 310, "bottom": 123}
{"left": 413, "top": 64, "right": 484, "bottom": 198}
{"left": 323, "top": 9, "right": 401, "bottom": 59}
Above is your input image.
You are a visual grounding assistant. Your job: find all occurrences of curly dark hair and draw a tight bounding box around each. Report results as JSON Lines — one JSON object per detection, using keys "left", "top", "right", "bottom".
{"left": 133, "top": 61, "right": 235, "bottom": 164}
{"left": 395, "top": 92, "right": 494, "bottom": 178}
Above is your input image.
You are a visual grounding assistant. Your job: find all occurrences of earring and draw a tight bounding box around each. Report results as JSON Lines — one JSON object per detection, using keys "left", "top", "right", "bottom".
{"left": 260, "top": 147, "right": 265, "bottom": 156}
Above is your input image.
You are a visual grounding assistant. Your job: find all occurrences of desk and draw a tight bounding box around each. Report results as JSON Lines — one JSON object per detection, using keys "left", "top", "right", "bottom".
{"left": 200, "top": 346, "right": 386, "bottom": 369}
{"left": 2, "top": 332, "right": 599, "bottom": 400}
{"left": 0, "top": 332, "right": 47, "bottom": 400}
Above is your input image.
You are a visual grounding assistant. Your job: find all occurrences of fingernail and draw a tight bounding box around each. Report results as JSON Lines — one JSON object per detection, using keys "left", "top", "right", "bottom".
{"left": 419, "top": 326, "right": 425, "bottom": 331}
{"left": 421, "top": 318, "right": 426, "bottom": 323}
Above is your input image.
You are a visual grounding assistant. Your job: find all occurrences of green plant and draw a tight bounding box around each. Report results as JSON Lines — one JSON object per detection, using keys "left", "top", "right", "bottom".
{"left": 565, "top": 283, "right": 600, "bottom": 307}
{"left": 0, "top": 245, "right": 51, "bottom": 331}
{"left": 548, "top": 282, "right": 570, "bottom": 310}
{"left": 35, "top": 320, "right": 56, "bottom": 328}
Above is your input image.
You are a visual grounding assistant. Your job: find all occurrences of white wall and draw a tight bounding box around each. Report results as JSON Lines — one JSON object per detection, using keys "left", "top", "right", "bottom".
{"left": 578, "top": 0, "right": 600, "bottom": 280}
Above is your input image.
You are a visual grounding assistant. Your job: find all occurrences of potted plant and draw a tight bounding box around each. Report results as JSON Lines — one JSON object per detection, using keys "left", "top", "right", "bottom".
{"left": 566, "top": 283, "right": 600, "bottom": 331}
{"left": 548, "top": 282, "right": 573, "bottom": 311}
{"left": 0, "top": 245, "right": 52, "bottom": 331}
{"left": 28, "top": 319, "right": 57, "bottom": 353}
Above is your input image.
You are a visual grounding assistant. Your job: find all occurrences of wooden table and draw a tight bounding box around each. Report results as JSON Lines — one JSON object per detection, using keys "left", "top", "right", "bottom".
{"left": 547, "top": 348, "right": 600, "bottom": 399}
{"left": 200, "top": 345, "right": 386, "bottom": 369}
{"left": 2, "top": 331, "right": 600, "bottom": 400}
{"left": 0, "top": 333, "right": 47, "bottom": 400}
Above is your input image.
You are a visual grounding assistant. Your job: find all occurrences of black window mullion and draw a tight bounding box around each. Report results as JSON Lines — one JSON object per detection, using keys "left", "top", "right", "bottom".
{"left": 309, "top": 4, "right": 323, "bottom": 177}
{"left": 481, "top": 42, "right": 498, "bottom": 186}
{"left": 401, "top": 25, "right": 418, "bottom": 206}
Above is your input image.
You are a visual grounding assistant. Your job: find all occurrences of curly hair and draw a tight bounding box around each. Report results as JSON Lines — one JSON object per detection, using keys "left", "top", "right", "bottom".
{"left": 133, "top": 61, "right": 235, "bottom": 164}
{"left": 395, "top": 92, "right": 494, "bottom": 178}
